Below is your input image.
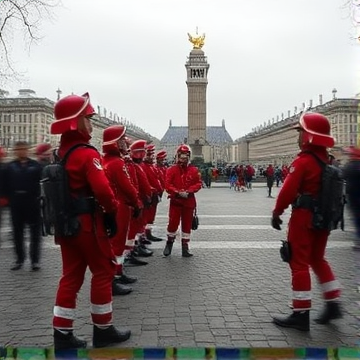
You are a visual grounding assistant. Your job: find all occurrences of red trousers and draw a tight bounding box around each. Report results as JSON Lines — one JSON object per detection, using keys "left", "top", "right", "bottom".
{"left": 288, "top": 209, "right": 341, "bottom": 311}
{"left": 53, "top": 214, "right": 115, "bottom": 329}
{"left": 128, "top": 211, "right": 144, "bottom": 249}
{"left": 167, "top": 201, "right": 194, "bottom": 244}
{"left": 111, "top": 202, "right": 131, "bottom": 274}
{"left": 145, "top": 203, "right": 158, "bottom": 225}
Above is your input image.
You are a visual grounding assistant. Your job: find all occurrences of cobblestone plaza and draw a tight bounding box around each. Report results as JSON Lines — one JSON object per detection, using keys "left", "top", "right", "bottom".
{"left": 0, "top": 183, "right": 358, "bottom": 348}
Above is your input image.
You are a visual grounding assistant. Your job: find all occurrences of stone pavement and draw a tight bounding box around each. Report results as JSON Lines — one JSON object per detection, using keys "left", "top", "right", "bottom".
{"left": 0, "top": 184, "right": 358, "bottom": 349}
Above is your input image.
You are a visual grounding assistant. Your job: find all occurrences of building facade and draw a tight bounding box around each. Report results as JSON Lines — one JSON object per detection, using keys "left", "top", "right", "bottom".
{"left": 232, "top": 91, "right": 360, "bottom": 166}
{"left": 0, "top": 89, "right": 158, "bottom": 154}
{"left": 0, "top": 89, "right": 57, "bottom": 148}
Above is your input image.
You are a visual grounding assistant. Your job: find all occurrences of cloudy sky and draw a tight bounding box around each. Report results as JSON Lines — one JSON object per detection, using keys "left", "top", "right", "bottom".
{"left": 5, "top": 0, "right": 360, "bottom": 140}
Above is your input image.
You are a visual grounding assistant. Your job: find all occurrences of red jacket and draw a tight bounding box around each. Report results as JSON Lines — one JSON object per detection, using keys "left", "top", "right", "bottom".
{"left": 141, "top": 162, "right": 163, "bottom": 194}
{"left": 273, "top": 146, "right": 328, "bottom": 216}
{"left": 57, "top": 131, "right": 117, "bottom": 241}
{"left": 102, "top": 153, "right": 141, "bottom": 208}
{"left": 156, "top": 165, "right": 166, "bottom": 191}
{"left": 133, "top": 162, "right": 153, "bottom": 207}
{"left": 165, "top": 164, "right": 202, "bottom": 208}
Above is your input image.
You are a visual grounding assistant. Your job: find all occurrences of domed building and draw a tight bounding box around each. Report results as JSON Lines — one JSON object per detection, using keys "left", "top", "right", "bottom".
{"left": 160, "top": 119, "right": 233, "bottom": 164}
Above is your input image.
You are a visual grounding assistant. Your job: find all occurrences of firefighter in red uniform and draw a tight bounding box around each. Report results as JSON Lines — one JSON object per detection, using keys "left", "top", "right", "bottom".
{"left": 271, "top": 112, "right": 342, "bottom": 331}
{"left": 155, "top": 150, "right": 167, "bottom": 191}
{"left": 35, "top": 143, "right": 52, "bottom": 167}
{"left": 142, "top": 144, "right": 163, "bottom": 242}
{"left": 102, "top": 125, "right": 142, "bottom": 294}
{"left": 50, "top": 93, "right": 131, "bottom": 350}
{"left": 123, "top": 138, "right": 149, "bottom": 266}
{"left": 128, "top": 139, "right": 153, "bottom": 258}
{"left": 163, "top": 144, "right": 202, "bottom": 257}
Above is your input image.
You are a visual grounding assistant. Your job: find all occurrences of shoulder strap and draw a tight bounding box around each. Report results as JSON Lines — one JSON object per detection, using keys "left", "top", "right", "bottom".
{"left": 61, "top": 144, "right": 98, "bottom": 165}
{"left": 302, "top": 150, "right": 326, "bottom": 169}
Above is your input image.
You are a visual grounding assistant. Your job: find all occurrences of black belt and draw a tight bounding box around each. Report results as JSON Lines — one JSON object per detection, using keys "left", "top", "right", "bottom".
{"left": 71, "top": 197, "right": 96, "bottom": 214}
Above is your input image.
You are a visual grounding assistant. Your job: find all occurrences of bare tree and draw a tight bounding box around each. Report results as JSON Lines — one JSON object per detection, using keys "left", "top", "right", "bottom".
{"left": 341, "top": 0, "right": 360, "bottom": 40}
{"left": 0, "top": 0, "right": 60, "bottom": 86}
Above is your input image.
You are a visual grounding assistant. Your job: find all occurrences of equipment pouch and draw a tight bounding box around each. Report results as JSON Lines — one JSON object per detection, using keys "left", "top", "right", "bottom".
{"left": 280, "top": 240, "right": 291, "bottom": 263}
{"left": 103, "top": 213, "right": 117, "bottom": 238}
{"left": 192, "top": 208, "right": 199, "bottom": 230}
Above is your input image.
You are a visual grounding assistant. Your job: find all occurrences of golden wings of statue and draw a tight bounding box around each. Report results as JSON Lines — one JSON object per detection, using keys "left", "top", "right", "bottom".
{"left": 187, "top": 32, "right": 205, "bottom": 49}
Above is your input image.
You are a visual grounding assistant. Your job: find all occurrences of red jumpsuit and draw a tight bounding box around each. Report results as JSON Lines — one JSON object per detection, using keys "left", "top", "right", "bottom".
{"left": 128, "top": 162, "right": 153, "bottom": 241}
{"left": 125, "top": 159, "right": 141, "bottom": 253}
{"left": 165, "top": 163, "right": 202, "bottom": 243}
{"left": 273, "top": 146, "right": 341, "bottom": 311}
{"left": 102, "top": 153, "right": 141, "bottom": 274}
{"left": 53, "top": 131, "right": 118, "bottom": 330}
{"left": 141, "top": 162, "right": 163, "bottom": 232}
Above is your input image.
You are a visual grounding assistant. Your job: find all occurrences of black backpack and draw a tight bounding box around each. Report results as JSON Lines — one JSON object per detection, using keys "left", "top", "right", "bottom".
{"left": 40, "top": 143, "right": 96, "bottom": 237}
{"left": 307, "top": 152, "right": 345, "bottom": 231}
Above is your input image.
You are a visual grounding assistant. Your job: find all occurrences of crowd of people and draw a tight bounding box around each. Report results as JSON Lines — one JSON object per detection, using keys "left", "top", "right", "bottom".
{"left": 0, "top": 92, "right": 359, "bottom": 349}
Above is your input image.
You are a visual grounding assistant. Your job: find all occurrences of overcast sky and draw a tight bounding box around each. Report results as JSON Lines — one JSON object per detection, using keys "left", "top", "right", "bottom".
{"left": 6, "top": 0, "right": 360, "bottom": 140}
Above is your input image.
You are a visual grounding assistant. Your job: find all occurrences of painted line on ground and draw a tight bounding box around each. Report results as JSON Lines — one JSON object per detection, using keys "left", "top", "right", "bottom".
{"left": 0, "top": 240, "right": 353, "bottom": 250}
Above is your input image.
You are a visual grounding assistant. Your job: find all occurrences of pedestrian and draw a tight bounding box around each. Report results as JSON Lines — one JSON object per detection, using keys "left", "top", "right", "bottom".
{"left": 3, "top": 141, "right": 43, "bottom": 271}
{"left": 162, "top": 144, "right": 202, "bottom": 257}
{"left": 0, "top": 146, "right": 9, "bottom": 245}
{"left": 271, "top": 112, "right": 342, "bottom": 331}
{"left": 342, "top": 146, "right": 360, "bottom": 250}
{"left": 265, "top": 164, "right": 275, "bottom": 197}
{"left": 49, "top": 93, "right": 131, "bottom": 350}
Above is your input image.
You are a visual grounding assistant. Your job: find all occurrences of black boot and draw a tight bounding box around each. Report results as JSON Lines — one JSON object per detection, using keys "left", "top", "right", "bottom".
{"left": 145, "top": 229, "right": 163, "bottom": 242}
{"left": 141, "top": 238, "right": 152, "bottom": 245}
{"left": 124, "top": 253, "right": 148, "bottom": 266}
{"left": 163, "top": 241, "right": 174, "bottom": 257}
{"left": 93, "top": 325, "right": 131, "bottom": 348}
{"left": 112, "top": 280, "right": 132, "bottom": 296}
{"left": 115, "top": 273, "right": 138, "bottom": 284}
{"left": 134, "top": 244, "right": 153, "bottom": 257}
{"left": 54, "top": 329, "right": 87, "bottom": 350}
{"left": 182, "top": 244, "right": 193, "bottom": 257}
{"left": 272, "top": 310, "right": 310, "bottom": 331}
{"left": 314, "top": 301, "right": 342, "bottom": 324}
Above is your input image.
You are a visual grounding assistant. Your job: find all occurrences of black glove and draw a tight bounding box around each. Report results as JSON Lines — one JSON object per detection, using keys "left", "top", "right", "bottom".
{"left": 271, "top": 213, "right": 283, "bottom": 230}
{"left": 152, "top": 193, "right": 159, "bottom": 205}
{"left": 144, "top": 196, "right": 152, "bottom": 208}
{"left": 280, "top": 240, "right": 291, "bottom": 262}
{"left": 103, "top": 213, "right": 117, "bottom": 238}
{"left": 133, "top": 207, "right": 142, "bottom": 219}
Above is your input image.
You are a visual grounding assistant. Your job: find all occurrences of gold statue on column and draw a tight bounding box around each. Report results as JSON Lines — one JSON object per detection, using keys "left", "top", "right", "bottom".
{"left": 187, "top": 28, "right": 205, "bottom": 49}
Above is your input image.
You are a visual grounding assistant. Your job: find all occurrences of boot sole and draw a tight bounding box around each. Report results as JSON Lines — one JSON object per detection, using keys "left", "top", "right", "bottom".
{"left": 314, "top": 314, "right": 343, "bottom": 324}
{"left": 272, "top": 319, "right": 309, "bottom": 332}
{"left": 93, "top": 334, "right": 131, "bottom": 348}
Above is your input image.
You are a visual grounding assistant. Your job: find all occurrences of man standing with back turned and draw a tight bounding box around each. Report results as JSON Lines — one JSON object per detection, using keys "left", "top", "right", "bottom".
{"left": 271, "top": 112, "right": 342, "bottom": 332}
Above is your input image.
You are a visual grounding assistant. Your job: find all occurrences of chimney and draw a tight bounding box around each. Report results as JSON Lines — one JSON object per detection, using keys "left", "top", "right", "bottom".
{"left": 309, "top": 99, "right": 313, "bottom": 108}
{"left": 319, "top": 94, "right": 323, "bottom": 105}
{"left": 332, "top": 88, "right": 337, "bottom": 100}
{"left": 288, "top": 110, "right": 291, "bottom": 118}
